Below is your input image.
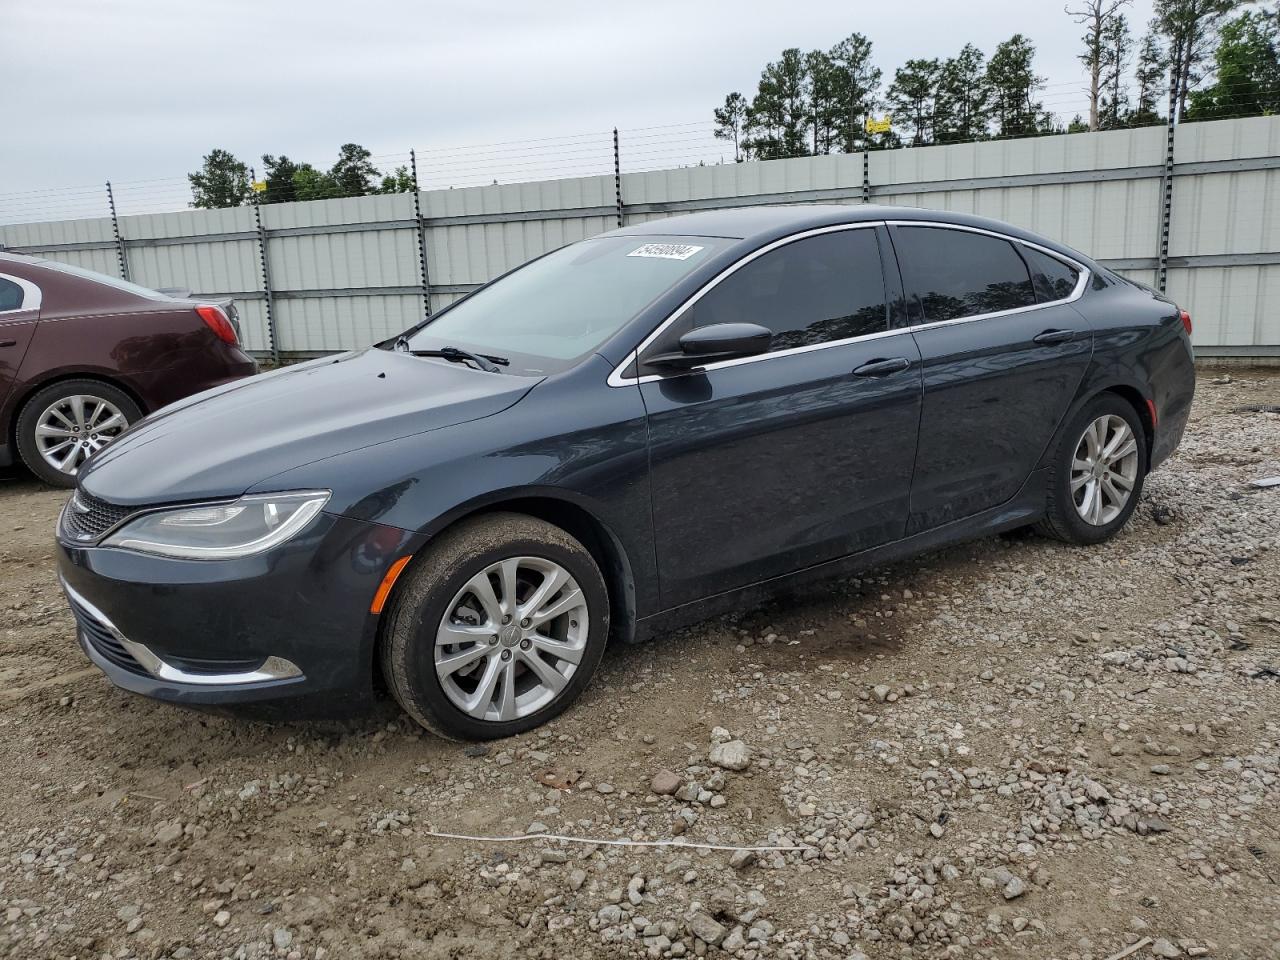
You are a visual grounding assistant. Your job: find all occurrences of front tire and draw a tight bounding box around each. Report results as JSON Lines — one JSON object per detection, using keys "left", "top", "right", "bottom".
{"left": 381, "top": 512, "right": 610, "bottom": 740}
{"left": 16, "top": 380, "right": 142, "bottom": 488}
{"left": 1037, "top": 393, "right": 1148, "bottom": 545}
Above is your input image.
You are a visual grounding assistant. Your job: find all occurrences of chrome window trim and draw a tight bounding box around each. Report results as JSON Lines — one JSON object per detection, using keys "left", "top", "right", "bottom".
{"left": 0, "top": 272, "right": 42, "bottom": 315}
{"left": 607, "top": 219, "right": 1090, "bottom": 387}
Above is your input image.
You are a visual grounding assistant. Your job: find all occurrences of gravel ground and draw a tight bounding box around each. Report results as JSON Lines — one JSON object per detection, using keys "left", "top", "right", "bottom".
{"left": 1, "top": 369, "right": 1278, "bottom": 960}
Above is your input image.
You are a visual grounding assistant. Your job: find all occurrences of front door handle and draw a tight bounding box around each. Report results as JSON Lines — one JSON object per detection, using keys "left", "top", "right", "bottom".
{"left": 1033, "top": 329, "right": 1076, "bottom": 345}
{"left": 0, "top": 340, "right": 16, "bottom": 348}
{"left": 853, "top": 357, "right": 911, "bottom": 377}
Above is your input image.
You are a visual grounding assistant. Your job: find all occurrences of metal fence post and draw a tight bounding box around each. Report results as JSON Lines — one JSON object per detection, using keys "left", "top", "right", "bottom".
{"left": 1157, "top": 72, "right": 1178, "bottom": 294}
{"left": 862, "top": 149, "right": 870, "bottom": 204}
{"left": 409, "top": 148, "right": 432, "bottom": 317}
{"left": 105, "top": 181, "right": 130, "bottom": 280}
{"left": 613, "top": 128, "right": 624, "bottom": 228}
{"left": 249, "top": 169, "right": 280, "bottom": 364}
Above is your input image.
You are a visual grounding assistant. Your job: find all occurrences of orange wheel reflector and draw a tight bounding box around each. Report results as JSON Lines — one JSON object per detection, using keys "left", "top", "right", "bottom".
{"left": 370, "top": 555, "right": 413, "bottom": 614}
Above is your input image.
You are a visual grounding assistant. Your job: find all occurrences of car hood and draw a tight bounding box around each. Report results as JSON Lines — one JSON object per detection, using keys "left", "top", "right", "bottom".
{"left": 79, "top": 348, "right": 540, "bottom": 506}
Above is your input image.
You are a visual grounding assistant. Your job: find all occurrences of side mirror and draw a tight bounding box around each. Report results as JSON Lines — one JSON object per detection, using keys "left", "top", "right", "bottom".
{"left": 647, "top": 322, "right": 772, "bottom": 370}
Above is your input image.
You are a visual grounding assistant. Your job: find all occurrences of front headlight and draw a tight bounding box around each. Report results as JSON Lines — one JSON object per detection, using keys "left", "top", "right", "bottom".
{"left": 102, "top": 491, "right": 330, "bottom": 559}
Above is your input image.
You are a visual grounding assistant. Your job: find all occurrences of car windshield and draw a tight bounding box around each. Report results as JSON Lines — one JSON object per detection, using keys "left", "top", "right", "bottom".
{"left": 406, "top": 235, "right": 728, "bottom": 375}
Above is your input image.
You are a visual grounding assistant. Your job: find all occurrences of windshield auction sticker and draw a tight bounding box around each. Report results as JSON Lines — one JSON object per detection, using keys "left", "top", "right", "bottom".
{"left": 627, "top": 243, "right": 705, "bottom": 261}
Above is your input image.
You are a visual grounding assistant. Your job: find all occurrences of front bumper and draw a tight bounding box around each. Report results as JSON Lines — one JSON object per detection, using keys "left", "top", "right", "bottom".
{"left": 56, "top": 511, "right": 421, "bottom": 719}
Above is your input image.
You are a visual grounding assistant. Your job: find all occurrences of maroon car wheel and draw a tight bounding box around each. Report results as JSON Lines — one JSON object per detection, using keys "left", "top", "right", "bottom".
{"left": 16, "top": 379, "right": 142, "bottom": 488}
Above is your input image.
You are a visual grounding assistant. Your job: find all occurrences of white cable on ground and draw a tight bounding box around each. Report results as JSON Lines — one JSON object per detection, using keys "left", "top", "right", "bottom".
{"left": 422, "top": 829, "right": 807, "bottom": 853}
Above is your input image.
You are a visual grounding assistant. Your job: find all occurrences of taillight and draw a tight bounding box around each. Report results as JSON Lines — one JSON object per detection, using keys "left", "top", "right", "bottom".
{"left": 196, "top": 304, "right": 238, "bottom": 345}
{"left": 1179, "top": 309, "right": 1193, "bottom": 335}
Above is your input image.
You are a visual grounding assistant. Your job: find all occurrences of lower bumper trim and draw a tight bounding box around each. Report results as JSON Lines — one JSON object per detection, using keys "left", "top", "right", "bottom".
{"left": 60, "top": 577, "right": 303, "bottom": 686}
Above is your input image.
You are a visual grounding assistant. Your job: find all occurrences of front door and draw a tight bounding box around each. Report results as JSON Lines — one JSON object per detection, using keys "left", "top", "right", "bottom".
{"left": 889, "top": 224, "right": 1093, "bottom": 534}
{"left": 0, "top": 274, "right": 40, "bottom": 414}
{"left": 636, "top": 226, "right": 923, "bottom": 609}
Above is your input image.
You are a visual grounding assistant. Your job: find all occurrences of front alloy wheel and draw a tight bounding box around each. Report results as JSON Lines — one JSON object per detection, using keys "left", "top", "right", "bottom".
{"left": 381, "top": 513, "right": 610, "bottom": 740}
{"left": 436, "top": 556, "right": 590, "bottom": 722}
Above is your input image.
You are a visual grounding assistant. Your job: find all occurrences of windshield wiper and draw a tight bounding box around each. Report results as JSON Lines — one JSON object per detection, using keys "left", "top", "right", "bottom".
{"left": 393, "top": 337, "right": 507, "bottom": 374}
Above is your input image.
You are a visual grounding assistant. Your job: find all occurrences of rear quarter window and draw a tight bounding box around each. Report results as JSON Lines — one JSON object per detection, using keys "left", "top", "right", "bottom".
{"left": 1023, "top": 247, "right": 1081, "bottom": 302}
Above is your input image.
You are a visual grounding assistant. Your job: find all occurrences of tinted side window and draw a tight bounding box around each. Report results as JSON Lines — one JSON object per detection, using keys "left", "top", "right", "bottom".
{"left": 895, "top": 227, "right": 1035, "bottom": 322}
{"left": 1023, "top": 247, "right": 1081, "bottom": 302}
{"left": 688, "top": 229, "right": 887, "bottom": 351}
{"left": 0, "top": 278, "right": 23, "bottom": 311}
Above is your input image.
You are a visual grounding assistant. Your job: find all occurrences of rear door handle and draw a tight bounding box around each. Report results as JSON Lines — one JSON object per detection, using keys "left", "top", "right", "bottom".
{"left": 853, "top": 357, "right": 911, "bottom": 377}
{"left": 0, "top": 340, "right": 15, "bottom": 348}
{"left": 1033, "top": 329, "right": 1076, "bottom": 345}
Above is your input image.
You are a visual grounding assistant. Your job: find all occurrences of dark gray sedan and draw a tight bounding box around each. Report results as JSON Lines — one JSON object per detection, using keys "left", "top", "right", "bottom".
{"left": 56, "top": 205, "right": 1195, "bottom": 739}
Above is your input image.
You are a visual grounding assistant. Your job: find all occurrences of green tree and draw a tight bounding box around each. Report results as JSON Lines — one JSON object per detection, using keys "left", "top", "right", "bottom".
{"left": 805, "top": 51, "right": 842, "bottom": 154}
{"left": 749, "top": 48, "right": 811, "bottom": 159}
{"left": 292, "top": 163, "right": 339, "bottom": 201}
{"left": 329, "top": 143, "right": 380, "bottom": 197}
{"left": 188, "top": 148, "right": 253, "bottom": 209}
{"left": 1099, "top": 14, "right": 1135, "bottom": 127}
{"left": 828, "top": 32, "right": 882, "bottom": 152}
{"left": 1186, "top": 9, "right": 1280, "bottom": 119}
{"left": 1153, "top": 0, "right": 1244, "bottom": 119}
{"left": 1067, "top": 0, "right": 1133, "bottom": 130}
{"left": 935, "top": 43, "right": 991, "bottom": 142}
{"left": 260, "top": 154, "right": 300, "bottom": 204}
{"left": 986, "top": 35, "right": 1052, "bottom": 137}
{"left": 1131, "top": 30, "right": 1168, "bottom": 124}
{"left": 713, "top": 92, "right": 750, "bottom": 161}
{"left": 1067, "top": 113, "right": 1092, "bottom": 132}
{"left": 378, "top": 165, "right": 417, "bottom": 194}
{"left": 887, "top": 58, "right": 942, "bottom": 145}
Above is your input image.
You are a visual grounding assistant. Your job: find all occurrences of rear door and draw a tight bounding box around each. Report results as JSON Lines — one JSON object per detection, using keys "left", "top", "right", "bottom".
{"left": 889, "top": 223, "right": 1093, "bottom": 534}
{"left": 635, "top": 225, "right": 923, "bottom": 608}
{"left": 0, "top": 273, "right": 41, "bottom": 410}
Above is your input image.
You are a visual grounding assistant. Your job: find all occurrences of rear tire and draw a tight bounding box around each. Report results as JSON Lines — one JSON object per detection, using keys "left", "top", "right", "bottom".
{"left": 1037, "top": 393, "right": 1148, "bottom": 545}
{"left": 16, "top": 380, "right": 142, "bottom": 488}
{"left": 381, "top": 512, "right": 610, "bottom": 740}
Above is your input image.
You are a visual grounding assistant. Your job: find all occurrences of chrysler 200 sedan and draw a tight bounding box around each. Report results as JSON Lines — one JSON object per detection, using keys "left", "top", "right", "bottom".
{"left": 56, "top": 206, "right": 1195, "bottom": 740}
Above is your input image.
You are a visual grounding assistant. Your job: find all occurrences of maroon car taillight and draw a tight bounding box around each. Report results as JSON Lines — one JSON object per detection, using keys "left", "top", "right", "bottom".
{"left": 196, "top": 304, "right": 238, "bottom": 345}
{"left": 1180, "top": 309, "right": 1193, "bottom": 335}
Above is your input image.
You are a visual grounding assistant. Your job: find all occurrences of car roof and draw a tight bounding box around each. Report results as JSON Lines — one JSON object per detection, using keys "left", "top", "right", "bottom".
{"left": 604, "top": 204, "right": 1095, "bottom": 267}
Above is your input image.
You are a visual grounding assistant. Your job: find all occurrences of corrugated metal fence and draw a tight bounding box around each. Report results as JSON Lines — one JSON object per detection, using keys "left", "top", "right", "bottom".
{"left": 2, "top": 115, "right": 1277, "bottom": 357}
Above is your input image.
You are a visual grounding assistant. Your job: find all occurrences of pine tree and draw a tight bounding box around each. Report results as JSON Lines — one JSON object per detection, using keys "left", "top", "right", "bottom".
{"left": 1099, "top": 14, "right": 1135, "bottom": 127}
{"left": 1066, "top": 0, "right": 1133, "bottom": 130}
{"left": 329, "top": 144, "right": 380, "bottom": 198}
{"left": 713, "top": 92, "right": 750, "bottom": 162}
{"left": 1186, "top": 8, "right": 1280, "bottom": 118}
{"left": 1132, "top": 30, "right": 1168, "bottom": 124}
{"left": 987, "top": 35, "right": 1051, "bottom": 138}
{"left": 749, "top": 49, "right": 811, "bottom": 159}
{"left": 828, "top": 33, "right": 882, "bottom": 152}
{"left": 1153, "top": 0, "right": 1244, "bottom": 119}
{"left": 887, "top": 59, "right": 942, "bottom": 145}
{"left": 805, "top": 51, "right": 842, "bottom": 154}
{"left": 935, "top": 44, "right": 991, "bottom": 142}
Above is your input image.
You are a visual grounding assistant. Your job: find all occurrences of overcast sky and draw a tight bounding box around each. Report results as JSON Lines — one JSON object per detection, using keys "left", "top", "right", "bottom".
{"left": 2, "top": 0, "right": 1156, "bottom": 212}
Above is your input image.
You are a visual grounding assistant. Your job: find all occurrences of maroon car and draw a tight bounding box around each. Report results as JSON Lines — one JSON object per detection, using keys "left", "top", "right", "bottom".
{"left": 0, "top": 252, "right": 258, "bottom": 486}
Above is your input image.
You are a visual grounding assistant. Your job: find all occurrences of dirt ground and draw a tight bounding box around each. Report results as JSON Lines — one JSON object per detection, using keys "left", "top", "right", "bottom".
{"left": 1, "top": 368, "right": 1278, "bottom": 960}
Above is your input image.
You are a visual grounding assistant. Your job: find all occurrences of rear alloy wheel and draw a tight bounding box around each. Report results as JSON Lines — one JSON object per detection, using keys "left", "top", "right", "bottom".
{"left": 381, "top": 513, "right": 610, "bottom": 740}
{"left": 1038, "top": 394, "right": 1148, "bottom": 544}
{"left": 16, "top": 380, "right": 142, "bottom": 488}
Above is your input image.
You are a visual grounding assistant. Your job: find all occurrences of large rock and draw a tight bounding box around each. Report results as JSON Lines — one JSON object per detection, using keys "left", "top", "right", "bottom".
{"left": 687, "top": 911, "right": 726, "bottom": 945}
{"left": 709, "top": 740, "right": 752, "bottom": 772}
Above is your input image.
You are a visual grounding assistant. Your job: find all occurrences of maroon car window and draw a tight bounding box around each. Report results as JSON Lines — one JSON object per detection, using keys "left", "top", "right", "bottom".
{"left": 0, "top": 277, "right": 24, "bottom": 311}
